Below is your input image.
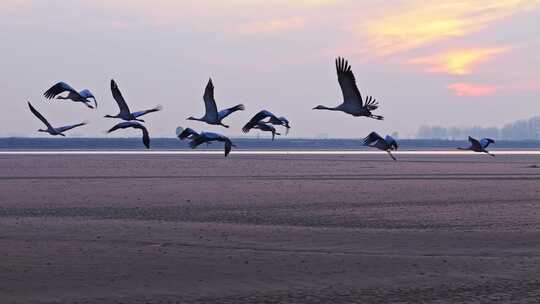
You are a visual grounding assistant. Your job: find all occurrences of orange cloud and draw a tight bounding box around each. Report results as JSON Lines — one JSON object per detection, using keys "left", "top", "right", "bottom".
{"left": 409, "top": 47, "right": 509, "bottom": 75}
{"left": 365, "top": 0, "right": 540, "bottom": 55}
{"left": 448, "top": 83, "right": 498, "bottom": 97}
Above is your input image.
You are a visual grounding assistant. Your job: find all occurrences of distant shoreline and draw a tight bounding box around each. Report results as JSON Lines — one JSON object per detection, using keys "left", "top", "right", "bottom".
{"left": 2, "top": 150, "right": 540, "bottom": 155}
{"left": 2, "top": 137, "right": 540, "bottom": 150}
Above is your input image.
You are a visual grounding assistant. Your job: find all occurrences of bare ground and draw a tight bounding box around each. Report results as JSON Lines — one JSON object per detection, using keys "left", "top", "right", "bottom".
{"left": 1, "top": 153, "right": 540, "bottom": 303}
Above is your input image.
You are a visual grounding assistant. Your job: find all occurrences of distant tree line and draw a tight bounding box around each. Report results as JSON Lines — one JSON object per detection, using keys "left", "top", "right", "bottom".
{"left": 417, "top": 117, "right": 540, "bottom": 140}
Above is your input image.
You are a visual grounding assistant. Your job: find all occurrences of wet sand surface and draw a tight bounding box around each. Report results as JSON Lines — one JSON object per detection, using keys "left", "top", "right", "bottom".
{"left": 1, "top": 153, "right": 540, "bottom": 303}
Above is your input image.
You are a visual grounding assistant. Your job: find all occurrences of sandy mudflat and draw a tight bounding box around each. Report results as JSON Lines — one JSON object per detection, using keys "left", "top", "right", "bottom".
{"left": 1, "top": 153, "right": 540, "bottom": 303}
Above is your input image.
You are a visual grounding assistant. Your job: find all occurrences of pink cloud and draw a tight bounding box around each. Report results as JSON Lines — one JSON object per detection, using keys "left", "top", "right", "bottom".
{"left": 448, "top": 80, "right": 540, "bottom": 97}
{"left": 0, "top": 0, "right": 31, "bottom": 13}
{"left": 448, "top": 83, "right": 498, "bottom": 97}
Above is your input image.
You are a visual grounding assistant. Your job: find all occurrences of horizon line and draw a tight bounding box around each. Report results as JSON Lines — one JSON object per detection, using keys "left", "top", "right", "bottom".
{"left": 2, "top": 137, "right": 540, "bottom": 142}
{"left": 2, "top": 150, "right": 540, "bottom": 155}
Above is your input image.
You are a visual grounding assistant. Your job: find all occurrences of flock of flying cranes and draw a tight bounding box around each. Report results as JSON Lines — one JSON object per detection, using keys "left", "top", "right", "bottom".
{"left": 27, "top": 57, "right": 496, "bottom": 159}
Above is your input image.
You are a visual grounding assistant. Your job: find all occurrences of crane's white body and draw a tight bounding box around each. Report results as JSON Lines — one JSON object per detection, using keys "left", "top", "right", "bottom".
{"left": 187, "top": 78, "right": 245, "bottom": 128}
{"left": 314, "top": 57, "right": 383, "bottom": 120}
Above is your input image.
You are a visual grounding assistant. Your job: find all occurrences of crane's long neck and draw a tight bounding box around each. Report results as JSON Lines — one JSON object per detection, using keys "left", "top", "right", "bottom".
{"left": 315, "top": 105, "right": 339, "bottom": 111}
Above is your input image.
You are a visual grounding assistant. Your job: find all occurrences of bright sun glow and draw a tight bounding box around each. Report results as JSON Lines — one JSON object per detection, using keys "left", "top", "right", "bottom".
{"left": 409, "top": 48, "right": 509, "bottom": 75}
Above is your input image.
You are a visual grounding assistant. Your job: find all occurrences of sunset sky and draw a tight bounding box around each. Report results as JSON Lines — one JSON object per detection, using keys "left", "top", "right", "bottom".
{"left": 1, "top": 0, "right": 539, "bottom": 138}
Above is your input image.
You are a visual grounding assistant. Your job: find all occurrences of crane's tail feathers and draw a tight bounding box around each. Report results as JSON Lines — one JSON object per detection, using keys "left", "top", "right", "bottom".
{"left": 232, "top": 104, "right": 245, "bottom": 111}
{"left": 364, "top": 96, "right": 379, "bottom": 110}
{"left": 370, "top": 115, "right": 384, "bottom": 120}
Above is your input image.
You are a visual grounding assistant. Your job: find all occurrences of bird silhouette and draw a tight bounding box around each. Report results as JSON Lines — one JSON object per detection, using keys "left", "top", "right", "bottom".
{"left": 242, "top": 110, "right": 288, "bottom": 134}
{"left": 186, "top": 131, "right": 235, "bottom": 157}
{"left": 363, "top": 132, "right": 399, "bottom": 161}
{"left": 314, "top": 57, "right": 383, "bottom": 120}
{"left": 264, "top": 115, "right": 291, "bottom": 135}
{"left": 187, "top": 78, "right": 245, "bottom": 128}
{"left": 253, "top": 122, "right": 281, "bottom": 141}
{"left": 28, "top": 102, "right": 88, "bottom": 136}
{"left": 457, "top": 136, "right": 495, "bottom": 157}
{"left": 107, "top": 121, "right": 150, "bottom": 149}
{"left": 44, "top": 81, "right": 97, "bottom": 109}
{"left": 104, "top": 79, "right": 161, "bottom": 122}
